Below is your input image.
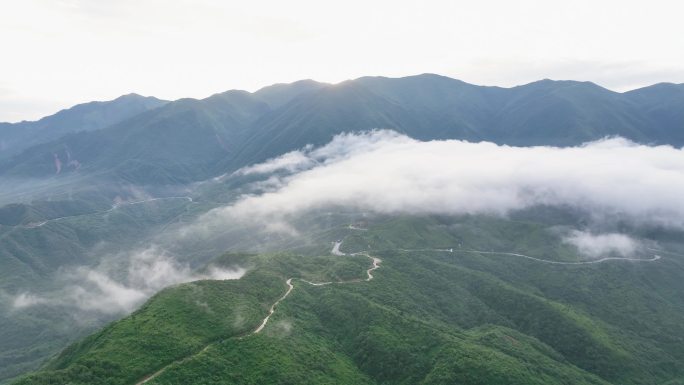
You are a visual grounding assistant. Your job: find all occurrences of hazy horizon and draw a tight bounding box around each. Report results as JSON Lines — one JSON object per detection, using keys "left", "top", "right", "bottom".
{"left": 3, "top": 72, "right": 683, "bottom": 124}
{"left": 2, "top": 0, "right": 683, "bottom": 122}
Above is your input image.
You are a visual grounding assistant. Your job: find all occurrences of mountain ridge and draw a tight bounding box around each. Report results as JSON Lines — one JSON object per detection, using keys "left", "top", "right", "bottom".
{"left": 0, "top": 94, "right": 168, "bottom": 159}
{"left": 2, "top": 75, "right": 684, "bottom": 384}
{"left": 2, "top": 73, "right": 683, "bottom": 185}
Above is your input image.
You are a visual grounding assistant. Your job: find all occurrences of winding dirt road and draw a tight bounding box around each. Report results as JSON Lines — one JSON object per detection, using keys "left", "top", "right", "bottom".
{"left": 20, "top": 196, "right": 193, "bottom": 229}
{"left": 460, "top": 250, "right": 661, "bottom": 264}
{"left": 134, "top": 237, "right": 665, "bottom": 384}
{"left": 253, "top": 278, "right": 294, "bottom": 334}
{"left": 252, "top": 244, "right": 380, "bottom": 334}
{"left": 135, "top": 240, "right": 379, "bottom": 384}
{"left": 400, "top": 247, "right": 662, "bottom": 265}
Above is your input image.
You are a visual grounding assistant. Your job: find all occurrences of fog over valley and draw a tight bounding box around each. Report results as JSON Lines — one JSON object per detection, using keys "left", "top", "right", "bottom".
{"left": 193, "top": 130, "right": 684, "bottom": 234}
{"left": 2, "top": 55, "right": 684, "bottom": 385}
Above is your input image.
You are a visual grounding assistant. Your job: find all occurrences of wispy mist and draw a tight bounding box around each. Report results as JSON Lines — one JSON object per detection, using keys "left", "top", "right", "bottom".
{"left": 18, "top": 130, "right": 682, "bottom": 311}
{"left": 187, "top": 130, "right": 684, "bottom": 236}
{"left": 563, "top": 230, "right": 641, "bottom": 258}
{"left": 236, "top": 148, "right": 317, "bottom": 176}
{"left": 12, "top": 246, "right": 245, "bottom": 314}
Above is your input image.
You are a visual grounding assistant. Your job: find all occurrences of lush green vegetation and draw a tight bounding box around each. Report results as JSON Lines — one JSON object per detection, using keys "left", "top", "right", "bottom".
{"left": 12, "top": 270, "right": 278, "bottom": 385}
{"left": 0, "top": 197, "right": 203, "bottom": 382}
{"left": 0, "top": 94, "right": 167, "bottom": 160}
{"left": 10, "top": 252, "right": 370, "bottom": 385}
{"left": 12, "top": 215, "right": 684, "bottom": 384}
{"left": 3, "top": 74, "right": 684, "bottom": 383}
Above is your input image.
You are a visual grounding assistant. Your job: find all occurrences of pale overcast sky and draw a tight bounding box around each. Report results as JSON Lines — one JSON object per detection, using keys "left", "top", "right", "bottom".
{"left": 1, "top": 0, "right": 683, "bottom": 122}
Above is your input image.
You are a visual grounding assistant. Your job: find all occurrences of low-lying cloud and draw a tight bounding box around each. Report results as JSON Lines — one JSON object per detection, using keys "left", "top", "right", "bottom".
{"left": 13, "top": 247, "right": 245, "bottom": 314}
{"left": 190, "top": 130, "right": 684, "bottom": 235}
{"left": 235, "top": 148, "right": 316, "bottom": 176}
{"left": 563, "top": 230, "right": 641, "bottom": 258}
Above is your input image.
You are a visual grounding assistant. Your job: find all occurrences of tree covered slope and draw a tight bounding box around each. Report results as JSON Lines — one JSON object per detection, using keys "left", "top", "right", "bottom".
{"left": 13, "top": 215, "right": 684, "bottom": 385}
{"left": 0, "top": 94, "right": 167, "bottom": 160}
{"left": 2, "top": 74, "right": 684, "bottom": 184}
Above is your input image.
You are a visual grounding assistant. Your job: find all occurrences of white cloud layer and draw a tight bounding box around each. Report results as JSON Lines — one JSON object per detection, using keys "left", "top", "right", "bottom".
{"left": 13, "top": 247, "right": 245, "bottom": 314}
{"left": 236, "top": 148, "right": 316, "bottom": 176}
{"left": 196, "top": 130, "right": 684, "bottom": 233}
{"left": 563, "top": 230, "right": 641, "bottom": 258}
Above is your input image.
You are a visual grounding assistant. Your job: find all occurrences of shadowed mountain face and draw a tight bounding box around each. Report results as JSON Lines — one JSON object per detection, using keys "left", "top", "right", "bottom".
{"left": 0, "top": 94, "right": 168, "bottom": 160}
{"left": 1, "top": 74, "right": 683, "bottom": 184}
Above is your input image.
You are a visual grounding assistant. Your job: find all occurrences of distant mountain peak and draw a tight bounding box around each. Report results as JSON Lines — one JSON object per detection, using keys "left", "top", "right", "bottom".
{"left": 0, "top": 93, "right": 169, "bottom": 159}
{"left": 253, "top": 79, "right": 328, "bottom": 108}
{"left": 4, "top": 73, "right": 684, "bottom": 181}
{"left": 112, "top": 92, "right": 163, "bottom": 101}
{"left": 523, "top": 78, "right": 603, "bottom": 88}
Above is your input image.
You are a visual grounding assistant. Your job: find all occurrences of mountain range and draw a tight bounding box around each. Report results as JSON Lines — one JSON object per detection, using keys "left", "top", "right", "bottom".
{"left": 2, "top": 74, "right": 683, "bottom": 185}
{"left": 0, "top": 94, "right": 167, "bottom": 160}
{"left": 2, "top": 74, "right": 684, "bottom": 385}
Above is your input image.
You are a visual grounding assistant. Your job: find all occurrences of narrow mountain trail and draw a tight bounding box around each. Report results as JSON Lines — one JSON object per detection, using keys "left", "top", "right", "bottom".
{"left": 399, "top": 247, "right": 663, "bottom": 265}
{"left": 135, "top": 240, "right": 380, "bottom": 385}
{"left": 251, "top": 244, "right": 380, "bottom": 334}
{"left": 133, "top": 236, "right": 668, "bottom": 384}
{"left": 252, "top": 278, "right": 294, "bottom": 334}
{"left": 460, "top": 249, "right": 661, "bottom": 264}
{"left": 19, "top": 196, "right": 193, "bottom": 229}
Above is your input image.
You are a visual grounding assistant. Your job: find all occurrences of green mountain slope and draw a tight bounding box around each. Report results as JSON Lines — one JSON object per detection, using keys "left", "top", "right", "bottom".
{"left": 226, "top": 75, "right": 684, "bottom": 170}
{"left": 14, "top": 215, "right": 684, "bottom": 385}
{"left": 487, "top": 80, "right": 651, "bottom": 145}
{"left": 3, "top": 75, "right": 684, "bottom": 185}
{"left": 253, "top": 79, "right": 328, "bottom": 109}
{"left": 0, "top": 196, "right": 202, "bottom": 381}
{"left": 0, "top": 94, "right": 167, "bottom": 159}
{"left": 624, "top": 83, "right": 684, "bottom": 144}
{"left": 222, "top": 81, "right": 424, "bottom": 171}
{"left": 3, "top": 75, "right": 684, "bottom": 383}
{"left": 0, "top": 91, "right": 269, "bottom": 183}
